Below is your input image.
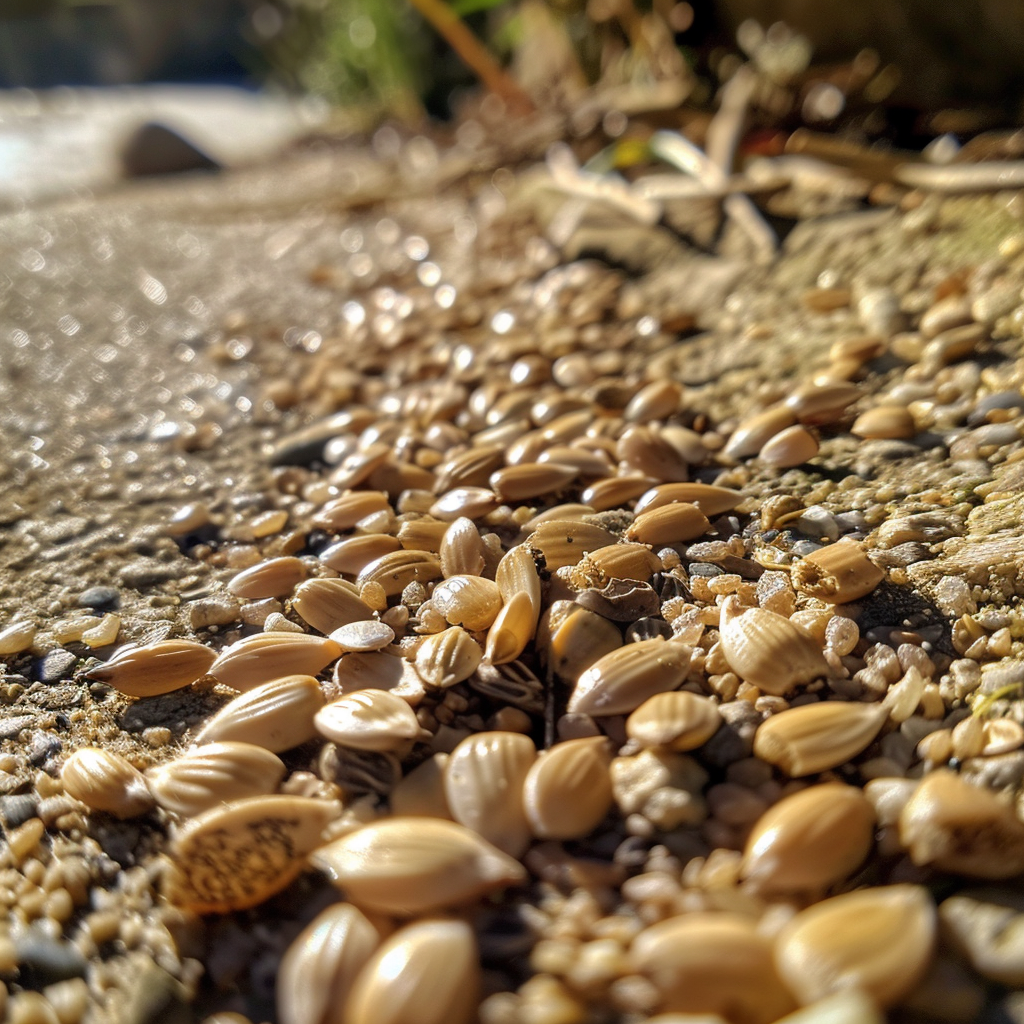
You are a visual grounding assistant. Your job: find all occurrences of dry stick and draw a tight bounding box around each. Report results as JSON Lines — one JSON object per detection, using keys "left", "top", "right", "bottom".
{"left": 406, "top": 0, "right": 535, "bottom": 116}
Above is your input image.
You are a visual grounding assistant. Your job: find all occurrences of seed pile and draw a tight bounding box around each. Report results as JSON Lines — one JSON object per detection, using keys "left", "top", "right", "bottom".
{"left": 5, "top": 149, "right": 1024, "bottom": 1024}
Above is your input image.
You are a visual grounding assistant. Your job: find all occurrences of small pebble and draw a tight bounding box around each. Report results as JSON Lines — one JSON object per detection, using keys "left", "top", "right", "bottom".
{"left": 34, "top": 650, "right": 77, "bottom": 684}
{"left": 76, "top": 587, "right": 120, "bottom": 610}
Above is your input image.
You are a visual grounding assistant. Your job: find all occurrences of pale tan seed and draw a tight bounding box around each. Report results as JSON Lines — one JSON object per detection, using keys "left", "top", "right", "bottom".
{"left": 775, "top": 885, "right": 936, "bottom": 1007}
{"left": 209, "top": 633, "right": 342, "bottom": 691}
{"left": 851, "top": 405, "right": 916, "bottom": 439}
{"left": 329, "top": 620, "right": 396, "bottom": 653}
{"left": 626, "top": 503, "right": 710, "bottom": 546}
{"left": 444, "top": 732, "right": 536, "bottom": 857}
{"left": 391, "top": 753, "right": 453, "bottom": 819}
{"left": 147, "top": 742, "right": 286, "bottom": 818}
{"left": 626, "top": 691, "right": 721, "bottom": 751}
{"left": 433, "top": 444, "right": 504, "bottom": 493}
{"left": 623, "top": 380, "right": 682, "bottom": 423}
{"left": 356, "top": 550, "right": 442, "bottom": 597}
{"left": 568, "top": 637, "right": 692, "bottom": 717}
{"left": 60, "top": 748, "right": 154, "bottom": 819}
{"left": 55, "top": 614, "right": 100, "bottom": 645}
{"left": 250, "top": 509, "right": 289, "bottom": 538}
{"left": 429, "top": 487, "right": 500, "bottom": 522}
{"left": 634, "top": 483, "right": 744, "bottom": 517}
{"left": 791, "top": 539, "right": 885, "bottom": 604}
{"left": 785, "top": 380, "right": 861, "bottom": 425}
{"left": 522, "top": 503, "right": 596, "bottom": 529}
{"left": 753, "top": 700, "right": 888, "bottom": 776}
{"left": 439, "top": 516, "right": 486, "bottom": 577}
{"left": 537, "top": 445, "right": 613, "bottom": 478}
{"left": 617, "top": 425, "right": 690, "bottom": 482}
{"left": 982, "top": 718, "right": 1024, "bottom": 756}
{"left": 631, "top": 913, "right": 796, "bottom": 1024}
{"left": 588, "top": 543, "right": 662, "bottom": 583}
{"left": 431, "top": 576, "right": 502, "bottom": 631}
{"left": 523, "top": 736, "right": 613, "bottom": 840}
{"left": 540, "top": 601, "right": 622, "bottom": 684}
{"left": 898, "top": 769, "right": 1024, "bottom": 878}
{"left": 526, "top": 520, "right": 618, "bottom": 571}
{"left": 505, "top": 429, "right": 552, "bottom": 465}
{"left": 768, "top": 991, "right": 886, "bottom": 1024}
{"left": 277, "top": 903, "right": 382, "bottom": 1024}
{"left": 416, "top": 626, "right": 483, "bottom": 689}
{"left": 329, "top": 444, "right": 392, "bottom": 490}
{"left": 193, "top": 674, "right": 324, "bottom": 752}
{"left": 320, "top": 535, "right": 402, "bottom": 575}
{"left": 939, "top": 891, "right": 1024, "bottom": 987}
{"left": 292, "top": 578, "right": 376, "bottom": 634}
{"left": 0, "top": 621, "right": 37, "bottom": 655}
{"left": 165, "top": 795, "right": 340, "bottom": 914}
{"left": 581, "top": 475, "right": 657, "bottom": 512}
{"left": 724, "top": 405, "right": 796, "bottom": 460}
{"left": 490, "top": 462, "right": 576, "bottom": 502}
{"left": 315, "top": 690, "right": 422, "bottom": 751}
{"left": 313, "top": 492, "right": 391, "bottom": 532}
{"left": 227, "top": 557, "right": 308, "bottom": 599}
{"left": 311, "top": 817, "right": 526, "bottom": 915}
{"left": 332, "top": 652, "right": 426, "bottom": 703}
{"left": 830, "top": 334, "right": 886, "bottom": 364}
{"left": 345, "top": 919, "right": 480, "bottom": 1024}
{"left": 397, "top": 517, "right": 449, "bottom": 554}
{"left": 740, "top": 782, "right": 875, "bottom": 893}
{"left": 77, "top": 612, "right": 120, "bottom": 648}
{"left": 167, "top": 501, "right": 212, "bottom": 536}
{"left": 86, "top": 639, "right": 216, "bottom": 698}
{"left": 759, "top": 425, "right": 819, "bottom": 467}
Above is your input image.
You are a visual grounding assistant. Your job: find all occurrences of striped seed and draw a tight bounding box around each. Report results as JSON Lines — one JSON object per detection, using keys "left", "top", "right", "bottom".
{"left": 227, "top": 556, "right": 308, "bottom": 599}
{"left": 60, "top": 748, "right": 154, "bottom": 819}
{"left": 209, "top": 633, "right": 342, "bottom": 691}
{"left": 292, "top": 578, "right": 376, "bottom": 634}
{"left": 315, "top": 690, "right": 422, "bottom": 752}
{"left": 522, "top": 736, "right": 613, "bottom": 841}
{"left": 86, "top": 639, "right": 216, "bottom": 698}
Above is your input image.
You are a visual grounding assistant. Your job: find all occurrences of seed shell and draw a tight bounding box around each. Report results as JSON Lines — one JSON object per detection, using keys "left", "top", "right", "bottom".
{"left": 634, "top": 483, "right": 743, "bottom": 517}
{"left": 526, "top": 519, "right": 618, "bottom": 571}
{"left": 315, "top": 690, "right": 422, "bottom": 752}
{"left": 320, "top": 535, "right": 402, "bottom": 575}
{"left": 625, "top": 691, "right": 721, "bottom": 751}
{"left": 439, "top": 516, "right": 486, "bottom": 577}
{"left": 523, "top": 736, "right": 613, "bottom": 840}
{"left": 209, "top": 633, "right": 342, "bottom": 692}
{"left": 356, "top": 550, "right": 443, "bottom": 597}
{"left": 86, "top": 639, "right": 216, "bottom": 698}
{"left": 329, "top": 620, "right": 396, "bottom": 653}
{"left": 626, "top": 502, "right": 710, "bottom": 546}
{"left": 227, "top": 556, "right": 308, "bottom": 599}
{"left": 292, "top": 578, "right": 376, "bottom": 634}
{"left": 60, "top": 748, "right": 154, "bottom": 819}
{"left": 430, "top": 575, "right": 502, "bottom": 631}
{"left": 791, "top": 539, "right": 884, "bottom": 604}
{"left": 416, "top": 626, "right": 483, "bottom": 689}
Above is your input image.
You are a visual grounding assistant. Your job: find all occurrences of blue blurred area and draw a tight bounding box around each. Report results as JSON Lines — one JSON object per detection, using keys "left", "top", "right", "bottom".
{"left": 0, "top": 1, "right": 255, "bottom": 87}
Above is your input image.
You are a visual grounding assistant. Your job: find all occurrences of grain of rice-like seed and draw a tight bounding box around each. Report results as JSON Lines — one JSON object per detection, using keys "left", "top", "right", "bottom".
{"left": 431, "top": 575, "right": 502, "bottom": 631}
{"left": 522, "top": 502, "right": 596, "bottom": 528}
{"left": 526, "top": 519, "right": 618, "bottom": 570}
{"left": 356, "top": 550, "right": 442, "bottom": 597}
{"left": 164, "top": 795, "right": 341, "bottom": 914}
{"left": 625, "top": 691, "right": 721, "bottom": 751}
{"left": 313, "top": 491, "right": 391, "bottom": 532}
{"left": 320, "top": 535, "right": 402, "bottom": 575}
{"left": 523, "top": 736, "right": 613, "bottom": 840}
{"left": 626, "top": 503, "right": 710, "bottom": 545}
{"left": 330, "top": 443, "right": 392, "bottom": 490}
{"left": 489, "top": 462, "right": 576, "bottom": 502}
{"left": 311, "top": 817, "right": 526, "bottom": 914}
{"left": 277, "top": 902, "right": 382, "bottom": 1024}
{"left": 444, "top": 731, "right": 536, "bottom": 857}
{"left": 485, "top": 591, "right": 539, "bottom": 665}
{"left": 540, "top": 601, "right": 622, "bottom": 684}
{"left": 981, "top": 718, "right": 1024, "bottom": 756}
{"left": 315, "top": 690, "right": 422, "bottom": 751}
{"left": 397, "top": 517, "right": 449, "bottom": 554}
{"left": 147, "top": 742, "right": 286, "bottom": 818}
{"left": 792, "top": 538, "right": 884, "bottom": 604}
{"left": 292, "top": 578, "right": 376, "bottom": 634}
{"left": 345, "top": 919, "right": 480, "bottom": 1024}
{"left": 80, "top": 612, "right": 120, "bottom": 648}
{"left": 785, "top": 380, "right": 861, "bottom": 425}
{"left": 391, "top": 753, "right": 453, "bottom": 819}
{"left": 60, "top": 748, "right": 154, "bottom": 819}
{"left": 192, "top": 674, "right": 324, "bottom": 752}
{"left": 724, "top": 405, "right": 796, "bottom": 460}
{"left": 581, "top": 475, "right": 658, "bottom": 511}
{"left": 228, "top": 556, "right": 308, "bottom": 599}
{"left": 740, "top": 782, "right": 875, "bottom": 893}
{"left": 439, "top": 516, "right": 486, "bottom": 577}
{"left": 329, "top": 620, "right": 396, "bottom": 653}
{"left": 752, "top": 700, "right": 888, "bottom": 776}
{"left": 429, "top": 487, "right": 500, "bottom": 522}
{"left": 416, "top": 626, "right": 483, "bottom": 689}
{"left": 433, "top": 444, "right": 504, "bottom": 493}
{"left": 634, "top": 482, "right": 744, "bottom": 517}
{"left": 588, "top": 543, "right": 662, "bottom": 583}
{"left": 898, "top": 769, "right": 1024, "bottom": 878}
{"left": 623, "top": 380, "right": 682, "bottom": 423}
{"left": 332, "top": 651, "right": 426, "bottom": 703}
{"left": 0, "top": 620, "right": 37, "bottom": 655}
{"left": 631, "top": 912, "right": 796, "bottom": 1024}
{"left": 537, "top": 445, "right": 612, "bottom": 477}
{"left": 209, "top": 633, "right": 341, "bottom": 691}
{"left": 775, "top": 885, "right": 936, "bottom": 1007}
{"left": 86, "top": 639, "right": 216, "bottom": 698}
{"left": 616, "top": 424, "right": 690, "bottom": 482}
{"left": 718, "top": 595, "right": 831, "bottom": 695}
{"left": 851, "top": 405, "right": 917, "bottom": 439}
{"left": 568, "top": 637, "right": 692, "bottom": 716}
{"left": 759, "top": 424, "right": 818, "bottom": 467}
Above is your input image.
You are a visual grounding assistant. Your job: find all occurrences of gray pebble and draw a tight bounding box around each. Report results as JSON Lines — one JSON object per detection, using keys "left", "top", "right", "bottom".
{"left": 15, "top": 930, "right": 89, "bottom": 985}
{"left": 34, "top": 648, "right": 78, "bottom": 683}
{"left": 0, "top": 794, "right": 38, "bottom": 827}
{"left": 118, "top": 558, "right": 182, "bottom": 589}
{"left": 0, "top": 714, "right": 35, "bottom": 740}
{"left": 77, "top": 585, "right": 120, "bottom": 610}
{"left": 790, "top": 539, "right": 825, "bottom": 557}
{"left": 701, "top": 700, "right": 761, "bottom": 767}
{"left": 687, "top": 562, "right": 724, "bottom": 578}
{"left": 961, "top": 751, "right": 1024, "bottom": 792}
{"left": 794, "top": 505, "right": 839, "bottom": 542}
{"left": 967, "top": 390, "right": 1024, "bottom": 427}
{"left": 26, "top": 730, "right": 62, "bottom": 766}
{"left": 188, "top": 593, "right": 241, "bottom": 629}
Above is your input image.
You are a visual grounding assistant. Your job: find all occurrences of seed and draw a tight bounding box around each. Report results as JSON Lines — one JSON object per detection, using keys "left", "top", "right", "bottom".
{"left": 391, "top": 753, "right": 453, "bottom": 819}
{"left": 147, "top": 742, "right": 286, "bottom": 818}
{"left": 588, "top": 543, "right": 662, "bottom": 583}
{"left": 719, "top": 596, "right": 831, "bottom": 695}
{"left": 439, "top": 516, "right": 486, "bottom": 577}
{"left": 430, "top": 576, "right": 502, "bottom": 631}
{"left": 616, "top": 425, "right": 690, "bottom": 482}
{"left": 444, "top": 731, "right": 536, "bottom": 856}
{"left": 468, "top": 659, "right": 545, "bottom": 714}
{"left": 540, "top": 601, "right": 622, "bottom": 684}
{"left": 898, "top": 769, "right": 1024, "bottom": 878}
{"left": 164, "top": 795, "right": 340, "bottom": 914}
{"left": 490, "top": 462, "right": 576, "bottom": 502}
{"left": 625, "top": 691, "right": 721, "bottom": 751}
{"left": 785, "top": 380, "right": 861, "bottom": 425}
{"left": 495, "top": 544, "right": 541, "bottom": 607}
{"left": 311, "top": 817, "right": 526, "bottom": 915}
{"left": 292, "top": 578, "right": 376, "bottom": 634}
{"left": 523, "top": 736, "right": 613, "bottom": 840}
{"left": 523, "top": 502, "right": 597, "bottom": 529}
{"left": 313, "top": 491, "right": 391, "bottom": 532}
{"left": 634, "top": 483, "right": 744, "bottom": 517}
{"left": 626, "top": 503, "right": 710, "bottom": 545}
{"left": 753, "top": 700, "right": 888, "bottom": 776}
{"left": 416, "top": 626, "right": 483, "bottom": 689}
{"left": 356, "top": 550, "right": 442, "bottom": 597}
{"left": 60, "top": 748, "right": 154, "bottom": 819}
{"left": 939, "top": 891, "right": 1024, "bottom": 987}
{"left": 775, "top": 885, "right": 936, "bottom": 1007}
{"left": 982, "top": 718, "right": 1024, "bottom": 756}
{"left": 537, "top": 444, "right": 612, "bottom": 477}
{"left": 740, "top": 782, "right": 875, "bottom": 893}
{"left": 724, "top": 405, "right": 796, "bottom": 460}
{"left": 568, "top": 637, "right": 692, "bottom": 717}
{"left": 332, "top": 651, "right": 425, "bottom": 703}
{"left": 631, "top": 912, "right": 796, "bottom": 1024}
{"left": 192, "top": 674, "right": 324, "bottom": 752}
{"left": 759, "top": 424, "right": 818, "bottom": 467}
{"left": 320, "top": 535, "right": 402, "bottom": 575}
{"left": 526, "top": 519, "right": 618, "bottom": 571}
{"left": 329, "top": 620, "right": 395, "bottom": 653}
{"left": 791, "top": 539, "right": 884, "bottom": 604}
{"left": 623, "top": 380, "right": 682, "bottom": 423}
{"left": 0, "top": 620, "right": 37, "bottom": 655}
{"left": 209, "top": 633, "right": 342, "bottom": 691}
{"left": 86, "top": 639, "right": 216, "bottom": 698}
{"left": 227, "top": 556, "right": 308, "bottom": 599}
{"left": 581, "top": 475, "right": 657, "bottom": 511}
{"left": 277, "top": 903, "right": 382, "bottom": 1024}
{"left": 315, "top": 690, "right": 422, "bottom": 751}
{"left": 80, "top": 612, "right": 120, "bottom": 648}
{"left": 429, "top": 487, "right": 500, "bottom": 522}
{"left": 167, "top": 501, "right": 212, "bottom": 536}
{"left": 851, "top": 405, "right": 916, "bottom": 439}
{"left": 397, "top": 517, "right": 449, "bottom": 554}
{"left": 433, "top": 444, "right": 504, "bottom": 493}
{"left": 345, "top": 919, "right": 480, "bottom": 1024}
